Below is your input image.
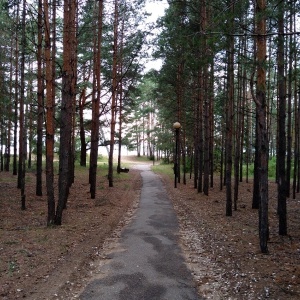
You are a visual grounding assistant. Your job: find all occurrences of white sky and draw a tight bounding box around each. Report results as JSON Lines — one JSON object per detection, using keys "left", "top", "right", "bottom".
{"left": 143, "top": 0, "right": 169, "bottom": 72}
{"left": 145, "top": 0, "right": 168, "bottom": 22}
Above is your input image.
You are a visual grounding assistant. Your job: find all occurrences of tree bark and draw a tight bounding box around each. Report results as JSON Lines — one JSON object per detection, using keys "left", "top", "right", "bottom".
{"left": 55, "top": 0, "right": 77, "bottom": 225}
{"left": 19, "top": 0, "right": 27, "bottom": 210}
{"left": 225, "top": 1, "right": 234, "bottom": 216}
{"left": 90, "top": 0, "right": 103, "bottom": 198}
{"left": 36, "top": 0, "right": 43, "bottom": 196}
{"left": 108, "top": 0, "right": 119, "bottom": 188}
{"left": 13, "top": 3, "right": 20, "bottom": 177}
{"left": 255, "top": 0, "right": 269, "bottom": 253}
{"left": 277, "top": 0, "right": 287, "bottom": 236}
{"left": 44, "top": 0, "right": 55, "bottom": 225}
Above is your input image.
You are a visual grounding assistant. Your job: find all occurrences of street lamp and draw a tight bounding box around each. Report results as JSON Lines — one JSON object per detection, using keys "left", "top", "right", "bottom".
{"left": 173, "top": 122, "right": 181, "bottom": 188}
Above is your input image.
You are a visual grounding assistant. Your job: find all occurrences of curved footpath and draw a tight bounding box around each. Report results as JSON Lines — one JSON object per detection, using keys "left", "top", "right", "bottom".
{"left": 79, "top": 164, "right": 202, "bottom": 300}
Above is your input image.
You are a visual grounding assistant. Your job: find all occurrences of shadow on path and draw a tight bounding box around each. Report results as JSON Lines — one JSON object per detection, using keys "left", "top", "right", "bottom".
{"left": 80, "top": 165, "right": 202, "bottom": 300}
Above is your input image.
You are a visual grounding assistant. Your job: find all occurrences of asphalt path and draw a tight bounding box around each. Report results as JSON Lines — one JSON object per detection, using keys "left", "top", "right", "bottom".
{"left": 79, "top": 164, "right": 201, "bottom": 300}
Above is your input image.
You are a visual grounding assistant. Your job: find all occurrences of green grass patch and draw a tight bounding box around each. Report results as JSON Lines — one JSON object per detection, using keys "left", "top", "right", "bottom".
{"left": 152, "top": 163, "right": 174, "bottom": 178}
{"left": 134, "top": 156, "right": 152, "bottom": 162}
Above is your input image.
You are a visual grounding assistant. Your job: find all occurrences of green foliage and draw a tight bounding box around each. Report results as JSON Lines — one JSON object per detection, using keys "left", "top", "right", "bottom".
{"left": 268, "top": 157, "right": 277, "bottom": 179}
{"left": 241, "top": 157, "right": 282, "bottom": 180}
{"left": 184, "top": 156, "right": 192, "bottom": 173}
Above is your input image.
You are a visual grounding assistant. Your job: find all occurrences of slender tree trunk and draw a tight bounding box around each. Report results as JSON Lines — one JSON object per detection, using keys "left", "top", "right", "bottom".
{"left": 255, "top": 0, "right": 269, "bottom": 253}
{"left": 13, "top": 3, "right": 20, "bottom": 177}
{"left": 286, "top": 7, "right": 293, "bottom": 198}
{"left": 44, "top": 0, "right": 55, "bottom": 225}
{"left": 19, "top": 0, "right": 27, "bottom": 210}
{"left": 108, "top": 0, "right": 119, "bottom": 187}
{"left": 240, "top": 37, "right": 247, "bottom": 183}
{"left": 176, "top": 62, "right": 183, "bottom": 184}
{"left": 36, "top": 0, "right": 43, "bottom": 196}
{"left": 203, "top": 69, "right": 209, "bottom": 195}
{"left": 55, "top": 0, "right": 77, "bottom": 225}
{"left": 117, "top": 8, "right": 125, "bottom": 174}
{"left": 209, "top": 61, "right": 214, "bottom": 188}
{"left": 197, "top": 69, "right": 203, "bottom": 193}
{"left": 5, "top": 38, "right": 14, "bottom": 172}
{"left": 79, "top": 88, "right": 87, "bottom": 166}
{"left": 69, "top": 6, "right": 77, "bottom": 188}
{"left": 225, "top": 1, "right": 234, "bottom": 216}
{"left": 27, "top": 73, "right": 33, "bottom": 169}
{"left": 251, "top": 11, "right": 259, "bottom": 209}
{"left": 234, "top": 50, "right": 241, "bottom": 211}
{"left": 90, "top": 0, "right": 103, "bottom": 198}
{"left": 277, "top": 1, "right": 287, "bottom": 236}
{"left": 293, "top": 8, "right": 299, "bottom": 199}
{"left": 193, "top": 83, "right": 199, "bottom": 189}
{"left": 220, "top": 127, "right": 224, "bottom": 191}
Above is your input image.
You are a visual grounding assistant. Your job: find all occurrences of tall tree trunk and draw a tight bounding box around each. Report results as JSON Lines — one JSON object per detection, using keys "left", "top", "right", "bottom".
{"left": 252, "top": 9, "right": 260, "bottom": 209}
{"left": 36, "top": 0, "right": 43, "bottom": 196}
{"left": 55, "top": 0, "right": 77, "bottom": 225}
{"left": 240, "top": 37, "right": 247, "bottom": 183}
{"left": 108, "top": 0, "right": 119, "bottom": 188}
{"left": 234, "top": 44, "right": 242, "bottom": 211}
{"left": 90, "top": 0, "right": 103, "bottom": 198}
{"left": 69, "top": 5, "right": 77, "bottom": 188}
{"left": 5, "top": 38, "right": 14, "bottom": 172}
{"left": 19, "top": 0, "right": 27, "bottom": 210}
{"left": 13, "top": 3, "right": 20, "bottom": 177}
{"left": 220, "top": 125, "right": 224, "bottom": 191}
{"left": 197, "top": 69, "right": 203, "bottom": 193}
{"left": 176, "top": 62, "right": 183, "bottom": 184}
{"left": 293, "top": 8, "right": 299, "bottom": 199}
{"left": 277, "top": 0, "right": 287, "bottom": 236}
{"left": 27, "top": 70, "right": 33, "bottom": 169}
{"left": 117, "top": 6, "right": 125, "bottom": 174}
{"left": 286, "top": 5, "right": 293, "bottom": 199}
{"left": 203, "top": 69, "right": 210, "bottom": 195}
{"left": 255, "top": 0, "right": 269, "bottom": 253}
{"left": 44, "top": 0, "right": 55, "bottom": 225}
{"left": 209, "top": 60, "right": 214, "bottom": 188}
{"left": 225, "top": 1, "right": 234, "bottom": 216}
{"left": 193, "top": 82, "right": 199, "bottom": 189}
{"left": 79, "top": 87, "right": 87, "bottom": 167}
{"left": 202, "top": 0, "right": 209, "bottom": 196}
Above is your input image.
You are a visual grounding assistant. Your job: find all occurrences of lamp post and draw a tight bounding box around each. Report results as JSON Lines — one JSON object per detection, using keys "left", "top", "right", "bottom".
{"left": 173, "top": 122, "right": 181, "bottom": 188}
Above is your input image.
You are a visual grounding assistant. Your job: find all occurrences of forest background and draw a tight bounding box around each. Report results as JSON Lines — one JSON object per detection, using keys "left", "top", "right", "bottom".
{"left": 0, "top": 0, "right": 300, "bottom": 273}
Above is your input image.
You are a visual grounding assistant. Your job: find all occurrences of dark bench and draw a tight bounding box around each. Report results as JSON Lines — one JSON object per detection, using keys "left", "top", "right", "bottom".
{"left": 119, "top": 168, "right": 129, "bottom": 173}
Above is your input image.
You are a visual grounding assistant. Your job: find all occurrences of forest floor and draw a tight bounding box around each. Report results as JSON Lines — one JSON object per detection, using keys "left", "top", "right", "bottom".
{"left": 0, "top": 156, "right": 300, "bottom": 299}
